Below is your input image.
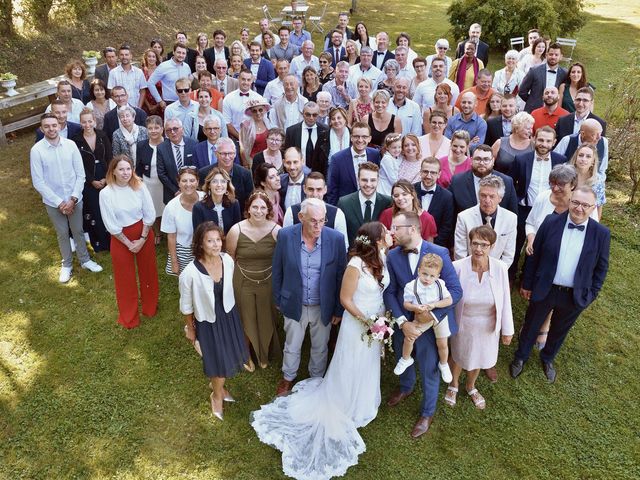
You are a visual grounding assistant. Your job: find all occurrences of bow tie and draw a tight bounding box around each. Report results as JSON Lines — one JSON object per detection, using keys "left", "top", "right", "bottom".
{"left": 377, "top": 51, "right": 385, "bottom": 56}
{"left": 503, "top": 119, "right": 511, "bottom": 123}
{"left": 354, "top": 154, "right": 366, "bottom": 160}
{"left": 568, "top": 223, "right": 585, "bottom": 231}
{"left": 536, "top": 156, "right": 549, "bottom": 162}
{"left": 402, "top": 247, "right": 419, "bottom": 255}
{"left": 239, "top": 92, "right": 249, "bottom": 97}
{"left": 424, "top": 189, "right": 435, "bottom": 195}
{"left": 547, "top": 69, "right": 557, "bottom": 74}
{"left": 290, "top": 181, "right": 302, "bottom": 186}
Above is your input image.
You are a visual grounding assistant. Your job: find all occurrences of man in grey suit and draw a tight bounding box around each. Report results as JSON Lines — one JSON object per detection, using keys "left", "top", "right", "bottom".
{"left": 156, "top": 117, "right": 198, "bottom": 204}
{"left": 337, "top": 162, "right": 391, "bottom": 246}
{"left": 519, "top": 43, "right": 567, "bottom": 113}
{"left": 93, "top": 47, "right": 118, "bottom": 87}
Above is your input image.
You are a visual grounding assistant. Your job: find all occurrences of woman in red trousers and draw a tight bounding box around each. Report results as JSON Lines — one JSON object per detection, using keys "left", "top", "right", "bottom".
{"left": 99, "top": 155, "right": 159, "bottom": 328}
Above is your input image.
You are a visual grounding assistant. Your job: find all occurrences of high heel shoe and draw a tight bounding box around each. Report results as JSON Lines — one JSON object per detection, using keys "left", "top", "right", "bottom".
{"left": 210, "top": 393, "right": 223, "bottom": 421}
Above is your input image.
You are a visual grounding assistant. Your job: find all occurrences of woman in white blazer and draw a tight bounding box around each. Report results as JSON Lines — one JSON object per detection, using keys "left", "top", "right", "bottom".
{"left": 446, "top": 225, "right": 514, "bottom": 410}
{"left": 179, "top": 222, "right": 248, "bottom": 420}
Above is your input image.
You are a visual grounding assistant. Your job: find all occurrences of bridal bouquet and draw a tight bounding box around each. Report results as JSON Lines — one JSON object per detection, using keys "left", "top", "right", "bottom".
{"left": 357, "top": 311, "right": 396, "bottom": 350}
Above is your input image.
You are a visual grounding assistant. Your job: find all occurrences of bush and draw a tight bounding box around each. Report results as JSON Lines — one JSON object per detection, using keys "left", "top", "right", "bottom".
{"left": 447, "top": 0, "right": 587, "bottom": 50}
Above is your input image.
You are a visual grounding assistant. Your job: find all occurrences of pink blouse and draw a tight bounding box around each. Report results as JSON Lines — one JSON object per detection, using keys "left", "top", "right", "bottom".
{"left": 438, "top": 156, "right": 472, "bottom": 188}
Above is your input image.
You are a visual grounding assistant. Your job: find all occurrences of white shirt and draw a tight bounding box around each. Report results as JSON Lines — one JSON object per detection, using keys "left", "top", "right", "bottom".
{"left": 283, "top": 97, "right": 304, "bottom": 129}
{"left": 524, "top": 155, "right": 552, "bottom": 206}
{"left": 291, "top": 54, "right": 320, "bottom": 82}
{"left": 358, "top": 190, "right": 376, "bottom": 219}
{"left": 263, "top": 78, "right": 284, "bottom": 105}
{"left": 545, "top": 64, "right": 559, "bottom": 89}
{"left": 165, "top": 100, "right": 199, "bottom": 140}
{"left": 107, "top": 65, "right": 147, "bottom": 107}
{"left": 45, "top": 99, "right": 85, "bottom": 124}
{"left": 351, "top": 147, "right": 368, "bottom": 179}
{"left": 222, "top": 89, "right": 261, "bottom": 130}
{"left": 387, "top": 98, "right": 422, "bottom": 135}
{"left": 99, "top": 183, "right": 156, "bottom": 235}
{"left": 396, "top": 64, "right": 416, "bottom": 82}
{"left": 300, "top": 124, "right": 318, "bottom": 163}
{"left": 412, "top": 78, "right": 459, "bottom": 112}
{"left": 419, "top": 182, "right": 437, "bottom": 211}
{"left": 161, "top": 191, "right": 205, "bottom": 245}
{"left": 284, "top": 175, "right": 304, "bottom": 210}
{"left": 30, "top": 137, "right": 85, "bottom": 207}
{"left": 403, "top": 278, "right": 451, "bottom": 306}
{"left": 552, "top": 216, "right": 588, "bottom": 287}
{"left": 349, "top": 64, "right": 382, "bottom": 86}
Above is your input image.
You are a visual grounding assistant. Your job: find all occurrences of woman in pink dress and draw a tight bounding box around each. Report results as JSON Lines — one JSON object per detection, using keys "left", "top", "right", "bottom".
{"left": 438, "top": 130, "right": 472, "bottom": 188}
{"left": 446, "top": 225, "right": 514, "bottom": 410}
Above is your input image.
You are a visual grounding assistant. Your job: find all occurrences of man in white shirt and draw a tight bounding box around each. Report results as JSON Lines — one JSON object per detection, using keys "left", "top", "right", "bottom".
{"left": 373, "top": 31, "right": 395, "bottom": 70}
{"left": 263, "top": 59, "right": 290, "bottom": 105}
{"left": 222, "top": 69, "right": 261, "bottom": 139}
{"left": 36, "top": 100, "right": 81, "bottom": 141}
{"left": 394, "top": 46, "right": 416, "bottom": 82}
{"left": 270, "top": 75, "right": 308, "bottom": 130}
{"left": 413, "top": 57, "right": 459, "bottom": 112}
{"left": 30, "top": 114, "right": 103, "bottom": 283}
{"left": 349, "top": 46, "right": 382, "bottom": 86}
{"left": 165, "top": 78, "right": 199, "bottom": 140}
{"left": 107, "top": 44, "right": 147, "bottom": 108}
{"left": 387, "top": 78, "right": 422, "bottom": 135}
{"left": 45, "top": 81, "right": 84, "bottom": 124}
{"left": 290, "top": 40, "right": 320, "bottom": 82}
{"left": 280, "top": 147, "right": 307, "bottom": 211}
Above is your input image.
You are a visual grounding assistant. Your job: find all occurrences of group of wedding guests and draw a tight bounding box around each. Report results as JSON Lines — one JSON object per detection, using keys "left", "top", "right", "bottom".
{"left": 29, "top": 13, "right": 611, "bottom": 480}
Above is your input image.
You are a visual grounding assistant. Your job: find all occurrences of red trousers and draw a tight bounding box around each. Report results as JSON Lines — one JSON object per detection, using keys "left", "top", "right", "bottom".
{"left": 110, "top": 220, "right": 159, "bottom": 328}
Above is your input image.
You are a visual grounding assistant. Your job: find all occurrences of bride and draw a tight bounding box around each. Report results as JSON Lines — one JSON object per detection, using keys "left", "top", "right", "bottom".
{"left": 251, "top": 222, "right": 392, "bottom": 480}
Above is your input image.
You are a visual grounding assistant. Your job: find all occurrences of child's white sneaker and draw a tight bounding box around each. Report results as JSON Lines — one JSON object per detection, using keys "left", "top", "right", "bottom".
{"left": 394, "top": 356, "right": 414, "bottom": 375}
{"left": 439, "top": 362, "right": 453, "bottom": 383}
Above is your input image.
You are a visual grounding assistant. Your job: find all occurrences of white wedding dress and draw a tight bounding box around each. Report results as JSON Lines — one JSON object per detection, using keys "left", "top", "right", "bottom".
{"left": 251, "top": 256, "right": 389, "bottom": 480}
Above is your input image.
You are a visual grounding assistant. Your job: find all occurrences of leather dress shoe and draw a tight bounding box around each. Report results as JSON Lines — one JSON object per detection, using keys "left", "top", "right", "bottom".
{"left": 410, "top": 416, "right": 433, "bottom": 438}
{"left": 484, "top": 367, "right": 498, "bottom": 383}
{"left": 387, "top": 389, "right": 413, "bottom": 407}
{"left": 276, "top": 378, "right": 294, "bottom": 397}
{"left": 510, "top": 359, "right": 524, "bottom": 378}
{"left": 542, "top": 361, "right": 557, "bottom": 383}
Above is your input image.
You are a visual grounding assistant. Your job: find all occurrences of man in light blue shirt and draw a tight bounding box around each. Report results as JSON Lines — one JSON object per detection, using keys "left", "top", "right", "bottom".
{"left": 445, "top": 91, "right": 487, "bottom": 151}
{"left": 30, "top": 114, "right": 103, "bottom": 282}
{"left": 289, "top": 17, "right": 311, "bottom": 49}
{"left": 147, "top": 43, "right": 192, "bottom": 107}
{"left": 165, "top": 78, "right": 199, "bottom": 140}
{"left": 387, "top": 78, "right": 422, "bottom": 135}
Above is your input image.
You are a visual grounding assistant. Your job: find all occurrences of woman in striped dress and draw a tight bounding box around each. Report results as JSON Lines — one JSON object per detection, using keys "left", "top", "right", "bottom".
{"left": 161, "top": 166, "right": 204, "bottom": 275}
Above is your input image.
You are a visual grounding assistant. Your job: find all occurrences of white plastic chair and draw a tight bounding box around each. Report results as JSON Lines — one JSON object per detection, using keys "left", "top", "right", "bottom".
{"left": 308, "top": 2, "right": 328, "bottom": 34}
{"left": 510, "top": 37, "right": 525, "bottom": 50}
{"left": 262, "top": 5, "right": 283, "bottom": 25}
{"left": 556, "top": 37, "right": 577, "bottom": 63}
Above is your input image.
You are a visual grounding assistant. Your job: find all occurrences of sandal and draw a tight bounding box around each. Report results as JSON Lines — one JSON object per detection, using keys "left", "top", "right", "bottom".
{"left": 467, "top": 388, "right": 486, "bottom": 410}
{"left": 444, "top": 386, "right": 458, "bottom": 406}
{"left": 243, "top": 359, "right": 255, "bottom": 373}
{"left": 535, "top": 331, "right": 549, "bottom": 350}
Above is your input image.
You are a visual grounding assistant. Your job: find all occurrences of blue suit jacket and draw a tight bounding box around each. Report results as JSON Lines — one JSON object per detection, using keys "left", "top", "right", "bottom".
{"left": 522, "top": 211, "right": 610, "bottom": 309}
{"left": 272, "top": 224, "right": 347, "bottom": 326}
{"left": 243, "top": 57, "right": 276, "bottom": 95}
{"left": 156, "top": 138, "right": 198, "bottom": 204}
{"left": 519, "top": 63, "right": 568, "bottom": 113}
{"left": 194, "top": 139, "right": 242, "bottom": 169}
{"left": 35, "top": 122, "right": 82, "bottom": 143}
{"left": 384, "top": 240, "right": 462, "bottom": 334}
{"left": 510, "top": 151, "right": 566, "bottom": 205}
{"left": 414, "top": 182, "right": 455, "bottom": 248}
{"left": 326, "top": 147, "right": 381, "bottom": 205}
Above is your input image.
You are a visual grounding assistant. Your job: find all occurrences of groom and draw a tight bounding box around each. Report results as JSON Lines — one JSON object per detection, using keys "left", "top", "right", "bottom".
{"left": 384, "top": 211, "right": 462, "bottom": 438}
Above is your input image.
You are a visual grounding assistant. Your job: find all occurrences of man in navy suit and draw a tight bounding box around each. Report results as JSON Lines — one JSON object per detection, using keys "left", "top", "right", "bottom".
{"left": 244, "top": 42, "right": 276, "bottom": 96}
{"left": 384, "top": 211, "right": 462, "bottom": 437}
{"left": 327, "top": 122, "right": 381, "bottom": 205}
{"left": 510, "top": 127, "right": 566, "bottom": 278}
{"left": 511, "top": 187, "right": 610, "bottom": 383}
{"left": 484, "top": 94, "right": 517, "bottom": 147}
{"left": 373, "top": 31, "right": 395, "bottom": 70}
{"left": 324, "top": 29, "right": 346, "bottom": 68}
{"left": 103, "top": 86, "right": 147, "bottom": 140}
{"left": 413, "top": 157, "right": 454, "bottom": 248}
{"left": 35, "top": 100, "right": 81, "bottom": 142}
{"left": 156, "top": 118, "right": 198, "bottom": 204}
{"left": 554, "top": 87, "right": 607, "bottom": 139}
{"left": 272, "top": 198, "right": 347, "bottom": 396}
{"left": 193, "top": 116, "right": 241, "bottom": 169}
{"left": 203, "top": 29, "right": 231, "bottom": 71}
{"left": 519, "top": 42, "right": 568, "bottom": 113}
{"left": 448, "top": 144, "right": 518, "bottom": 215}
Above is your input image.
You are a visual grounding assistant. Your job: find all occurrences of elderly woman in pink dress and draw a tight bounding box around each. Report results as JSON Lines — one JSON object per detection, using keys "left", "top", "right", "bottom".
{"left": 445, "top": 225, "right": 514, "bottom": 410}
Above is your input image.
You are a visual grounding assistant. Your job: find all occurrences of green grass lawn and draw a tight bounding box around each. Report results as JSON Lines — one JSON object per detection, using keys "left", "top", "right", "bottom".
{"left": 1, "top": 1, "right": 640, "bottom": 479}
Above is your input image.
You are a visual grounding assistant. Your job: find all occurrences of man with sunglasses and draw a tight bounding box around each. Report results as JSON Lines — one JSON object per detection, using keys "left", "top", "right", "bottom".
{"left": 284, "top": 102, "right": 329, "bottom": 174}
{"left": 211, "top": 58, "right": 238, "bottom": 96}
{"left": 165, "top": 78, "right": 199, "bottom": 140}
{"left": 148, "top": 42, "right": 193, "bottom": 109}
{"left": 511, "top": 186, "right": 610, "bottom": 383}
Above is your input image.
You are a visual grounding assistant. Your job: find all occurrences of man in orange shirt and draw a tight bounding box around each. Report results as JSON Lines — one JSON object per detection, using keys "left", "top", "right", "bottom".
{"left": 455, "top": 69, "right": 496, "bottom": 115}
{"left": 530, "top": 86, "right": 569, "bottom": 133}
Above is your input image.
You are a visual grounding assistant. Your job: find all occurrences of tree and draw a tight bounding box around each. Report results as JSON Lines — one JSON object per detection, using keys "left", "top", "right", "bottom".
{"left": 26, "top": 0, "right": 55, "bottom": 28}
{"left": 0, "top": 0, "right": 13, "bottom": 37}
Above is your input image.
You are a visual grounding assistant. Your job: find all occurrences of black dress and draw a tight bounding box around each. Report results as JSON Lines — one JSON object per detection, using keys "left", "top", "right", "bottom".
{"left": 193, "top": 259, "right": 249, "bottom": 378}
{"left": 73, "top": 129, "right": 112, "bottom": 252}
{"left": 368, "top": 114, "right": 396, "bottom": 148}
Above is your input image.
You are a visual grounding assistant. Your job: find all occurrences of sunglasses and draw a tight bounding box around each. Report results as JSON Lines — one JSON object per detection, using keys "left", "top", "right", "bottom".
{"left": 251, "top": 108, "right": 265, "bottom": 114}
{"left": 176, "top": 88, "right": 190, "bottom": 93}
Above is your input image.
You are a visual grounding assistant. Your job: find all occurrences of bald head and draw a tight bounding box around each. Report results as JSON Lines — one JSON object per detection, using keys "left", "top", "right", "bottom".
{"left": 579, "top": 118, "right": 603, "bottom": 145}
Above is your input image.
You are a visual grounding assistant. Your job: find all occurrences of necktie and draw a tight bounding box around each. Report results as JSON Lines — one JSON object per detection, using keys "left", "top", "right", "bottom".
{"left": 174, "top": 144, "right": 183, "bottom": 168}
{"left": 335, "top": 48, "right": 340, "bottom": 64}
{"left": 364, "top": 199, "right": 372, "bottom": 222}
{"left": 485, "top": 215, "right": 493, "bottom": 227}
{"left": 568, "top": 223, "right": 585, "bottom": 231}
{"left": 402, "top": 247, "right": 419, "bottom": 255}
{"left": 210, "top": 145, "right": 216, "bottom": 165}
{"left": 218, "top": 81, "right": 225, "bottom": 94}
{"left": 306, "top": 127, "right": 314, "bottom": 162}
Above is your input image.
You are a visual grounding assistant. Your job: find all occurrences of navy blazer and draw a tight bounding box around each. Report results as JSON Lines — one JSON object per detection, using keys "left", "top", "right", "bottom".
{"left": 192, "top": 199, "right": 241, "bottom": 235}
{"left": 279, "top": 172, "right": 311, "bottom": 212}
{"left": 326, "top": 147, "right": 381, "bottom": 205}
{"left": 325, "top": 46, "right": 346, "bottom": 68}
{"left": 455, "top": 39, "right": 490, "bottom": 66}
{"left": 203, "top": 46, "right": 231, "bottom": 72}
{"left": 35, "top": 122, "right": 82, "bottom": 143}
{"left": 510, "top": 151, "right": 566, "bottom": 205}
{"left": 135, "top": 140, "right": 157, "bottom": 178}
{"left": 194, "top": 139, "right": 242, "bottom": 169}
{"left": 414, "top": 182, "right": 455, "bottom": 248}
{"left": 519, "top": 63, "right": 568, "bottom": 113}
{"left": 485, "top": 115, "right": 506, "bottom": 148}
{"left": 522, "top": 211, "right": 610, "bottom": 309}
{"left": 555, "top": 111, "right": 607, "bottom": 141}
{"left": 272, "top": 223, "right": 347, "bottom": 325}
{"left": 383, "top": 240, "right": 462, "bottom": 333}
{"left": 448, "top": 170, "right": 518, "bottom": 215}
{"left": 103, "top": 106, "right": 147, "bottom": 140}
{"left": 243, "top": 57, "right": 276, "bottom": 95}
{"left": 199, "top": 163, "right": 254, "bottom": 214}
{"left": 156, "top": 138, "right": 198, "bottom": 204}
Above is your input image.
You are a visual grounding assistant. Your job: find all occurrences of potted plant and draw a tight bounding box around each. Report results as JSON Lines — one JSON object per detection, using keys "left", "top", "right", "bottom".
{"left": 82, "top": 50, "right": 101, "bottom": 75}
{"left": 0, "top": 72, "right": 18, "bottom": 96}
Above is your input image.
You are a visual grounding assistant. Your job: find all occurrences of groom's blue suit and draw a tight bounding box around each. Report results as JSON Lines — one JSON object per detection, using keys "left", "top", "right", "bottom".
{"left": 384, "top": 241, "right": 462, "bottom": 417}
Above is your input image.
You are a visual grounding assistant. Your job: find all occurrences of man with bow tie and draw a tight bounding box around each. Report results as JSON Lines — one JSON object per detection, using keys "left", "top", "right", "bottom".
{"left": 222, "top": 69, "right": 261, "bottom": 140}
{"left": 519, "top": 42, "right": 568, "bottom": 113}
{"left": 413, "top": 157, "right": 454, "bottom": 248}
{"left": 384, "top": 211, "right": 462, "bottom": 438}
{"left": 510, "top": 187, "right": 610, "bottom": 383}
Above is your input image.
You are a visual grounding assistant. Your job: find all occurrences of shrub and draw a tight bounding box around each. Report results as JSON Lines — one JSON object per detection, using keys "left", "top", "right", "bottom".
{"left": 447, "top": 0, "right": 587, "bottom": 50}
